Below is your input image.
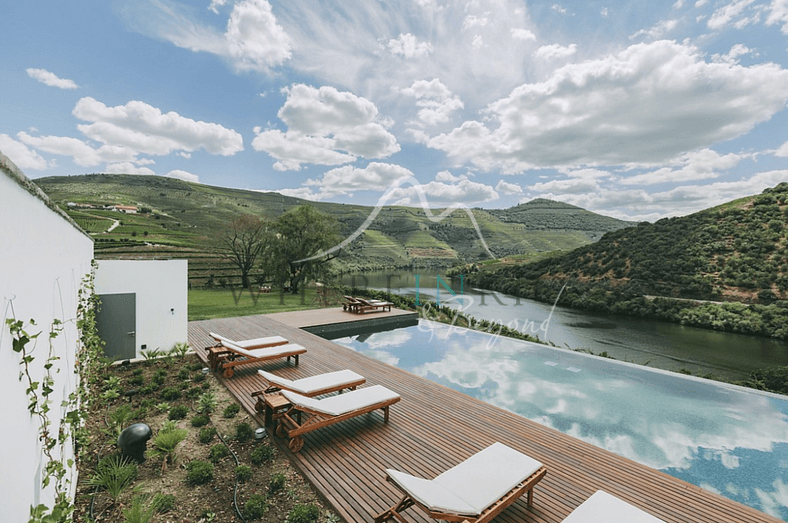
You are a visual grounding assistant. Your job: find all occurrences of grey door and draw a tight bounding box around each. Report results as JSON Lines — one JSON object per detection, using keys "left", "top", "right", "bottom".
{"left": 97, "top": 293, "right": 136, "bottom": 361}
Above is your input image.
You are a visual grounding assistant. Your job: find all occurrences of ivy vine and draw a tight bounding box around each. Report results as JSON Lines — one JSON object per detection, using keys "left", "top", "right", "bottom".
{"left": 5, "top": 262, "right": 106, "bottom": 523}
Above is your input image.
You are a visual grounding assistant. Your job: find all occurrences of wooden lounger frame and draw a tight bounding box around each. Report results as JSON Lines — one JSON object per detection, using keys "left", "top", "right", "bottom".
{"left": 207, "top": 343, "right": 306, "bottom": 378}
{"left": 374, "top": 465, "right": 547, "bottom": 523}
{"left": 355, "top": 297, "right": 393, "bottom": 313}
{"left": 251, "top": 375, "right": 366, "bottom": 412}
{"left": 206, "top": 336, "right": 290, "bottom": 371}
{"left": 275, "top": 395, "right": 401, "bottom": 453}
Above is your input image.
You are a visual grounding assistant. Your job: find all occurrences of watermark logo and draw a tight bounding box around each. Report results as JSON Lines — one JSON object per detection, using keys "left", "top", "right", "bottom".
{"left": 295, "top": 176, "right": 497, "bottom": 263}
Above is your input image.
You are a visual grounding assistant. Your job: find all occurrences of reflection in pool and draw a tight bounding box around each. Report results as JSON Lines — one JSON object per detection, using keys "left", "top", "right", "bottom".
{"left": 331, "top": 320, "right": 788, "bottom": 521}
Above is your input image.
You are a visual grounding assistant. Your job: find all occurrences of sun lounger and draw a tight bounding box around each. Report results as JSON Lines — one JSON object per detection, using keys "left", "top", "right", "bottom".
{"left": 355, "top": 297, "right": 393, "bottom": 313}
{"left": 275, "top": 385, "right": 400, "bottom": 452}
{"left": 252, "top": 369, "right": 366, "bottom": 413}
{"left": 375, "top": 442, "right": 547, "bottom": 523}
{"left": 343, "top": 295, "right": 363, "bottom": 312}
{"left": 208, "top": 338, "right": 306, "bottom": 378}
{"left": 207, "top": 332, "right": 289, "bottom": 370}
{"left": 562, "top": 491, "right": 666, "bottom": 523}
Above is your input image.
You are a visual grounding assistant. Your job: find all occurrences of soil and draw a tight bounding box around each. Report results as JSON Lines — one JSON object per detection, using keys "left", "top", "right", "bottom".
{"left": 73, "top": 354, "right": 341, "bottom": 523}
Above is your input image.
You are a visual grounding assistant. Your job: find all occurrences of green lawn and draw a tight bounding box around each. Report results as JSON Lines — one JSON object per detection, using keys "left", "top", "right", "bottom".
{"left": 188, "top": 288, "right": 338, "bottom": 320}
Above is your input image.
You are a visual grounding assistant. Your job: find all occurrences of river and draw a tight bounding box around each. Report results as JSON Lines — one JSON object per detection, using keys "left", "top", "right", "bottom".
{"left": 341, "top": 270, "right": 788, "bottom": 380}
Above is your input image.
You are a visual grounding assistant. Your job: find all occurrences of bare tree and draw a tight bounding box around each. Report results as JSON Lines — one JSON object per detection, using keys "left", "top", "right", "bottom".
{"left": 217, "top": 215, "right": 271, "bottom": 289}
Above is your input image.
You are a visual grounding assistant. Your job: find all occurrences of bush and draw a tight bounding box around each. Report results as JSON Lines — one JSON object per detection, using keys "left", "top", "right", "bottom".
{"left": 235, "top": 465, "right": 252, "bottom": 483}
{"left": 250, "top": 444, "right": 275, "bottom": 465}
{"left": 160, "top": 387, "right": 181, "bottom": 401}
{"left": 191, "top": 414, "right": 210, "bottom": 427}
{"left": 198, "top": 427, "right": 216, "bottom": 444}
{"left": 152, "top": 493, "right": 176, "bottom": 513}
{"left": 223, "top": 403, "right": 241, "bottom": 418}
{"left": 268, "top": 472, "right": 286, "bottom": 493}
{"left": 185, "top": 386, "right": 202, "bottom": 399}
{"left": 168, "top": 405, "right": 188, "bottom": 420}
{"left": 209, "top": 444, "right": 230, "bottom": 463}
{"left": 287, "top": 504, "right": 320, "bottom": 523}
{"left": 243, "top": 494, "right": 268, "bottom": 520}
{"left": 236, "top": 422, "right": 254, "bottom": 442}
{"left": 193, "top": 372, "right": 206, "bottom": 383}
{"left": 177, "top": 368, "right": 190, "bottom": 381}
{"left": 198, "top": 392, "right": 217, "bottom": 414}
{"left": 186, "top": 460, "right": 214, "bottom": 486}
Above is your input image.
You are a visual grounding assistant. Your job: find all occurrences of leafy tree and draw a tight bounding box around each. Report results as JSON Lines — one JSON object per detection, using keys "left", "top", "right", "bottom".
{"left": 270, "top": 206, "right": 341, "bottom": 294}
{"left": 216, "top": 215, "right": 272, "bottom": 289}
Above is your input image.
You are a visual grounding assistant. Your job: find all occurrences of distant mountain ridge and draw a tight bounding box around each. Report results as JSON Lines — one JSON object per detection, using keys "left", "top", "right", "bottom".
{"left": 35, "top": 173, "right": 632, "bottom": 284}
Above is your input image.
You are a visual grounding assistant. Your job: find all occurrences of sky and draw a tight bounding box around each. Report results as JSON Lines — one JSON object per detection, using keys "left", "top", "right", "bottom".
{"left": 2, "top": 0, "right": 788, "bottom": 221}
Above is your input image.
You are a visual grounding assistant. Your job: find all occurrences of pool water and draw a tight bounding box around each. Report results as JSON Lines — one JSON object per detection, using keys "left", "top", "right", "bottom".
{"left": 331, "top": 319, "right": 788, "bottom": 521}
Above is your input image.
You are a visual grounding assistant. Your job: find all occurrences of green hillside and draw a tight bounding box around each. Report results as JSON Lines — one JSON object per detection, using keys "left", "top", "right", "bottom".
{"left": 467, "top": 183, "right": 788, "bottom": 338}
{"left": 35, "top": 173, "right": 632, "bottom": 285}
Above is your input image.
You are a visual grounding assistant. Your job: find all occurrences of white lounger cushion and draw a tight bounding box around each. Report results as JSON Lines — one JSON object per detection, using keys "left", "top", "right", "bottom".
{"left": 210, "top": 332, "right": 288, "bottom": 349}
{"left": 258, "top": 369, "right": 363, "bottom": 394}
{"left": 386, "top": 442, "right": 543, "bottom": 516}
{"left": 562, "top": 491, "right": 666, "bottom": 523}
{"left": 281, "top": 385, "right": 400, "bottom": 416}
{"left": 221, "top": 339, "right": 304, "bottom": 359}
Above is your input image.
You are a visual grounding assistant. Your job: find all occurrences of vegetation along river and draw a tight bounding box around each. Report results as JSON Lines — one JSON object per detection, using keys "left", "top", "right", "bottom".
{"left": 342, "top": 271, "right": 788, "bottom": 380}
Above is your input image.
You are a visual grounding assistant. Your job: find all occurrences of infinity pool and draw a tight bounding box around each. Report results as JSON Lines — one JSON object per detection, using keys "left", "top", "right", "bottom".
{"left": 331, "top": 319, "right": 788, "bottom": 521}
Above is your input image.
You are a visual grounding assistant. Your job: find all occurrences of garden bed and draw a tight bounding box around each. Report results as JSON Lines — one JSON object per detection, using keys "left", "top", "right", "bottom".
{"left": 73, "top": 352, "right": 341, "bottom": 523}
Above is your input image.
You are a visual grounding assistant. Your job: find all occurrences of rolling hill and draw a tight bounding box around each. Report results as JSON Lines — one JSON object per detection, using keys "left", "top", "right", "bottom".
{"left": 466, "top": 183, "right": 788, "bottom": 338}
{"left": 35, "top": 173, "right": 632, "bottom": 285}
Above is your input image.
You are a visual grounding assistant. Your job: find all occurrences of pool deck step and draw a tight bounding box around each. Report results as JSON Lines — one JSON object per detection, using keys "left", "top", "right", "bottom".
{"left": 188, "top": 311, "right": 780, "bottom": 523}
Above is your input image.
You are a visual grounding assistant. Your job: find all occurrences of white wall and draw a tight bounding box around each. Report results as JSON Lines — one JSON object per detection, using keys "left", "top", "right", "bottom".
{"left": 95, "top": 260, "right": 188, "bottom": 358}
{"left": 0, "top": 154, "right": 94, "bottom": 522}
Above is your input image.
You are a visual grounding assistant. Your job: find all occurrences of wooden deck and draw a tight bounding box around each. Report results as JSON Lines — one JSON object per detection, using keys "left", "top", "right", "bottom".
{"left": 188, "top": 313, "right": 779, "bottom": 523}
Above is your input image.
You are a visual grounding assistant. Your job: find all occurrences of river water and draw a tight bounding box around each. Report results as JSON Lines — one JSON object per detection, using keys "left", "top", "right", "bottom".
{"left": 341, "top": 271, "right": 788, "bottom": 380}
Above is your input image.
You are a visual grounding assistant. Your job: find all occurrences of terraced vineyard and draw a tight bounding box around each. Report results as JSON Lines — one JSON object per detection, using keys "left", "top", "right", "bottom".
{"left": 36, "top": 174, "right": 633, "bottom": 285}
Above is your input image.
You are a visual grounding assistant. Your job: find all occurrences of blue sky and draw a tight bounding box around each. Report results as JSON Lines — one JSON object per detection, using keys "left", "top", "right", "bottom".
{"left": 2, "top": 0, "right": 788, "bottom": 221}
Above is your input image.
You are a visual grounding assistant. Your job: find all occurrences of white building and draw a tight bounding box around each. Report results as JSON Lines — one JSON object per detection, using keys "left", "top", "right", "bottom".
{"left": 0, "top": 152, "right": 94, "bottom": 522}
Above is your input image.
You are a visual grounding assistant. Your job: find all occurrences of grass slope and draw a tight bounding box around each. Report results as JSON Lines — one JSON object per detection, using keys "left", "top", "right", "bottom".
{"left": 36, "top": 173, "right": 632, "bottom": 282}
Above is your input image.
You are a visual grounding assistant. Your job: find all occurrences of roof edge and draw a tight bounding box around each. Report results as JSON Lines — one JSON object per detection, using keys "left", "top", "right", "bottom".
{"left": 0, "top": 151, "right": 93, "bottom": 241}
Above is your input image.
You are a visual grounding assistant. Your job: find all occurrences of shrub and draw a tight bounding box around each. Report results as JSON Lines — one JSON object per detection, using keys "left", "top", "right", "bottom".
{"left": 186, "top": 460, "right": 214, "bottom": 486}
{"left": 235, "top": 465, "right": 252, "bottom": 483}
{"left": 193, "top": 372, "right": 206, "bottom": 383}
{"left": 177, "top": 368, "right": 190, "bottom": 381}
{"left": 191, "top": 414, "right": 210, "bottom": 427}
{"left": 188, "top": 361, "right": 204, "bottom": 371}
{"left": 243, "top": 494, "right": 268, "bottom": 520}
{"left": 87, "top": 454, "right": 137, "bottom": 501}
{"left": 268, "top": 472, "right": 286, "bottom": 493}
{"left": 287, "top": 504, "right": 320, "bottom": 523}
{"left": 236, "top": 422, "right": 254, "bottom": 442}
{"left": 129, "top": 375, "right": 145, "bottom": 386}
{"left": 168, "top": 405, "right": 188, "bottom": 420}
{"left": 185, "top": 386, "right": 202, "bottom": 399}
{"left": 152, "top": 493, "right": 176, "bottom": 513}
{"left": 198, "top": 392, "right": 217, "bottom": 414}
{"left": 147, "top": 422, "right": 188, "bottom": 466}
{"left": 223, "top": 403, "right": 240, "bottom": 418}
{"left": 209, "top": 444, "right": 230, "bottom": 463}
{"left": 160, "top": 387, "right": 181, "bottom": 401}
{"left": 250, "top": 444, "right": 275, "bottom": 465}
{"left": 198, "top": 427, "right": 216, "bottom": 444}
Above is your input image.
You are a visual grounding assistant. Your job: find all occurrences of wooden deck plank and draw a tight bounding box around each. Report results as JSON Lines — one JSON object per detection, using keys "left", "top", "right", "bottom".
{"left": 188, "top": 311, "right": 781, "bottom": 523}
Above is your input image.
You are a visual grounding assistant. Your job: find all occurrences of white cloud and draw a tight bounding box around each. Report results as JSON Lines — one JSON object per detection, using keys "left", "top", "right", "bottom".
{"left": 537, "top": 170, "right": 788, "bottom": 221}
{"left": 712, "top": 43, "right": 753, "bottom": 64}
{"left": 17, "top": 132, "right": 139, "bottom": 167}
{"left": 26, "top": 68, "right": 78, "bottom": 89}
{"left": 707, "top": 0, "right": 757, "bottom": 30}
{"left": 277, "top": 186, "right": 324, "bottom": 201}
{"left": 72, "top": 97, "right": 243, "bottom": 156}
{"left": 463, "top": 15, "right": 489, "bottom": 30}
{"left": 766, "top": 0, "right": 788, "bottom": 34}
{"left": 495, "top": 180, "right": 523, "bottom": 195}
{"left": 695, "top": 0, "right": 708, "bottom": 6}
{"left": 435, "top": 170, "right": 464, "bottom": 182}
{"left": 755, "top": 479, "right": 788, "bottom": 519}
{"left": 252, "top": 84, "right": 399, "bottom": 170}
{"left": 104, "top": 162, "right": 156, "bottom": 175}
{"left": 551, "top": 4, "right": 568, "bottom": 14}
{"left": 533, "top": 43, "right": 577, "bottom": 60}
{"left": 391, "top": 177, "right": 499, "bottom": 205}
{"left": 427, "top": 40, "right": 788, "bottom": 173}
{"left": 304, "top": 162, "right": 413, "bottom": 197}
{"left": 630, "top": 19, "right": 678, "bottom": 40}
{"left": 388, "top": 33, "right": 433, "bottom": 58}
{"left": 601, "top": 7, "right": 609, "bottom": 17}
{"left": 166, "top": 169, "right": 200, "bottom": 182}
{"left": 400, "top": 78, "right": 464, "bottom": 126}
{"left": 674, "top": 0, "right": 685, "bottom": 8}
{"left": 511, "top": 28, "right": 536, "bottom": 41}
{"left": 775, "top": 141, "right": 788, "bottom": 157}
{"left": 0, "top": 134, "right": 52, "bottom": 170}
{"left": 620, "top": 149, "right": 744, "bottom": 185}
{"left": 119, "top": 0, "right": 290, "bottom": 73}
